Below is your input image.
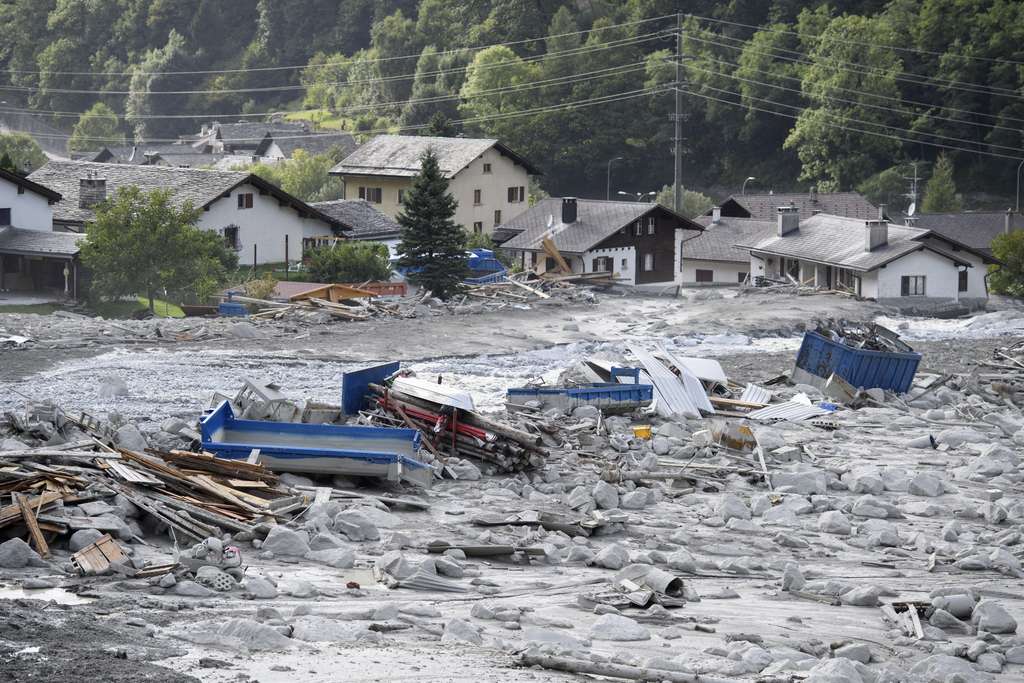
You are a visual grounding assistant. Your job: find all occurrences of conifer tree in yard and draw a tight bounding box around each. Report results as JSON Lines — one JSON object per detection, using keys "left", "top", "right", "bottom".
{"left": 397, "top": 148, "right": 468, "bottom": 299}
{"left": 921, "top": 154, "right": 962, "bottom": 213}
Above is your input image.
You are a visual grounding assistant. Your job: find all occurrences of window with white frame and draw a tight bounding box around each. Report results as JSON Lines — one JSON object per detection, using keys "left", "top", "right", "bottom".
{"left": 646, "top": 216, "right": 655, "bottom": 235}
{"left": 507, "top": 186, "right": 525, "bottom": 203}
{"left": 358, "top": 187, "right": 382, "bottom": 203}
{"left": 643, "top": 253, "right": 654, "bottom": 271}
{"left": 634, "top": 220, "right": 643, "bottom": 237}
{"left": 901, "top": 275, "right": 926, "bottom": 296}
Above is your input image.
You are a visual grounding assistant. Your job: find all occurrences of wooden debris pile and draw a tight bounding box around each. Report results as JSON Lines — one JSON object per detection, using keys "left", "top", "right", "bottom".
{"left": 0, "top": 423, "right": 307, "bottom": 558}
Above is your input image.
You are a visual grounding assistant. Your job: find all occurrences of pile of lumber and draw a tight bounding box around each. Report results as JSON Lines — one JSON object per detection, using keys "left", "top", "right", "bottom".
{"left": 0, "top": 429, "right": 307, "bottom": 555}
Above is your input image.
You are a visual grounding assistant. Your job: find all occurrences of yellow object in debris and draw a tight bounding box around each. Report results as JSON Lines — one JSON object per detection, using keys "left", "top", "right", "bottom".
{"left": 632, "top": 425, "right": 652, "bottom": 440}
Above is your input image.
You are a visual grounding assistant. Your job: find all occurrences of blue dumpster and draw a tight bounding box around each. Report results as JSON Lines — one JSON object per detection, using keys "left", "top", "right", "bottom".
{"left": 793, "top": 331, "right": 921, "bottom": 394}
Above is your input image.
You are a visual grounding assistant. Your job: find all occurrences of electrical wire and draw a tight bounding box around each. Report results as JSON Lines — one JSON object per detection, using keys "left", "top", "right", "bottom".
{"left": 27, "top": 85, "right": 669, "bottom": 145}
{"left": 686, "top": 13, "right": 1024, "bottom": 68}
{"left": 1, "top": 13, "right": 679, "bottom": 77}
{"left": 684, "top": 53, "right": 1024, "bottom": 130}
{"left": 675, "top": 84, "right": 1024, "bottom": 161}
{"left": 685, "top": 30, "right": 1024, "bottom": 102}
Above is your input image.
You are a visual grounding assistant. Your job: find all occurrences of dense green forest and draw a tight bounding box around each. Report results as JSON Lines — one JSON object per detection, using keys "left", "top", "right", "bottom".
{"left": 1, "top": 0, "right": 1022, "bottom": 209}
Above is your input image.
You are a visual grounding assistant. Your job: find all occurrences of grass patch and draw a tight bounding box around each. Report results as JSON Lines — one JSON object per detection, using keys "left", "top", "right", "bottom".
{"left": 0, "top": 303, "right": 67, "bottom": 315}
{"left": 91, "top": 297, "right": 185, "bottom": 319}
{"left": 283, "top": 109, "right": 348, "bottom": 130}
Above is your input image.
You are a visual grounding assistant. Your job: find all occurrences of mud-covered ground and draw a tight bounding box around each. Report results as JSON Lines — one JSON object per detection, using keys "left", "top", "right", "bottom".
{"left": 3, "top": 290, "right": 1024, "bottom": 682}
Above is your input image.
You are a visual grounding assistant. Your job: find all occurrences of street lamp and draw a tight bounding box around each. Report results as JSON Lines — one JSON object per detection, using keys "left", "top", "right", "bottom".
{"left": 1016, "top": 159, "right": 1023, "bottom": 214}
{"left": 617, "top": 190, "right": 657, "bottom": 202}
{"left": 742, "top": 176, "right": 757, "bottom": 195}
{"left": 606, "top": 156, "right": 624, "bottom": 201}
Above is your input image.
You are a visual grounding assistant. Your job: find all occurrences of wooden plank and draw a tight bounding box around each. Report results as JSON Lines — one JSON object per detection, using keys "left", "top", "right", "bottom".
{"left": 505, "top": 278, "right": 550, "bottom": 299}
{"left": 542, "top": 237, "right": 572, "bottom": 273}
{"left": 0, "top": 491, "right": 62, "bottom": 528}
{"left": 17, "top": 494, "right": 50, "bottom": 558}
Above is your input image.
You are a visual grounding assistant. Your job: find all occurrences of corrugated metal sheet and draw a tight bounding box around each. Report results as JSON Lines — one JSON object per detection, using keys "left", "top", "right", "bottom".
{"left": 746, "top": 401, "right": 829, "bottom": 422}
{"left": 658, "top": 348, "right": 715, "bottom": 416}
{"left": 740, "top": 383, "right": 772, "bottom": 405}
{"left": 629, "top": 346, "right": 707, "bottom": 419}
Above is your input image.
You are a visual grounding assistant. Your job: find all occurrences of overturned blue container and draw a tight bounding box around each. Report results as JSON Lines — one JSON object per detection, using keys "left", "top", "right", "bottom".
{"left": 506, "top": 368, "right": 653, "bottom": 413}
{"left": 200, "top": 401, "right": 432, "bottom": 487}
{"left": 793, "top": 331, "right": 921, "bottom": 394}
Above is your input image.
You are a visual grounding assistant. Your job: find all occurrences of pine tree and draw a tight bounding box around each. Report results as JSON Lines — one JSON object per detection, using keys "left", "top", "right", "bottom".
{"left": 396, "top": 149, "right": 468, "bottom": 299}
{"left": 921, "top": 154, "right": 962, "bottom": 213}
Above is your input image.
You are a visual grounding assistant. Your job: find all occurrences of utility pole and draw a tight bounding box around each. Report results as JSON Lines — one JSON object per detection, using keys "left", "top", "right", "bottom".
{"left": 673, "top": 13, "right": 684, "bottom": 214}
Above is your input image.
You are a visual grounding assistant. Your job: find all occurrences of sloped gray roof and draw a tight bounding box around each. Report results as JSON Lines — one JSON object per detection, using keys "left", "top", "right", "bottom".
{"left": 274, "top": 131, "right": 356, "bottom": 159}
{"left": 501, "top": 198, "right": 702, "bottom": 254}
{"left": 309, "top": 200, "right": 401, "bottom": 240}
{"left": 0, "top": 226, "right": 84, "bottom": 257}
{"left": 27, "top": 160, "right": 343, "bottom": 229}
{"left": 738, "top": 213, "right": 968, "bottom": 272}
{"left": 904, "top": 211, "right": 1020, "bottom": 254}
{"left": 716, "top": 192, "right": 880, "bottom": 221}
{"left": 0, "top": 167, "right": 61, "bottom": 202}
{"left": 331, "top": 135, "right": 540, "bottom": 178}
{"left": 689, "top": 216, "right": 774, "bottom": 262}
{"left": 215, "top": 121, "right": 308, "bottom": 144}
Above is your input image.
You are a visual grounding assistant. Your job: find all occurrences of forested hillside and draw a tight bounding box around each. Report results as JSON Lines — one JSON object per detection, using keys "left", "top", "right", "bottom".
{"left": 1, "top": 0, "right": 1022, "bottom": 207}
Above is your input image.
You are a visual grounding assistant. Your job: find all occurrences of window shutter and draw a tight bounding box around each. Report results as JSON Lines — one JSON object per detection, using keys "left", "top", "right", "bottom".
{"left": 358, "top": 187, "right": 366, "bottom": 200}
{"left": 901, "top": 277, "right": 909, "bottom": 296}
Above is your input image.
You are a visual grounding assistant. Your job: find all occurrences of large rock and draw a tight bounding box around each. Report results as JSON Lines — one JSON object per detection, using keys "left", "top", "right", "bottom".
{"left": 592, "top": 481, "right": 619, "bottom": 510}
{"left": 772, "top": 471, "right": 826, "bottom": 495}
{"left": 441, "top": 618, "right": 483, "bottom": 645}
{"left": 114, "top": 423, "right": 148, "bottom": 451}
{"left": 68, "top": 528, "right": 105, "bottom": 552}
{"left": 305, "top": 547, "right": 355, "bottom": 569}
{"left": 972, "top": 600, "right": 1017, "bottom": 634}
{"left": 910, "top": 655, "right": 988, "bottom": 682}
{"left": 589, "top": 614, "right": 650, "bottom": 641}
{"left": 173, "top": 579, "right": 217, "bottom": 598}
{"left": 245, "top": 576, "right": 278, "bottom": 599}
{"left": 908, "top": 472, "right": 944, "bottom": 497}
{"left": 0, "top": 538, "right": 44, "bottom": 568}
{"left": 333, "top": 510, "right": 379, "bottom": 541}
{"left": 261, "top": 527, "right": 310, "bottom": 556}
{"left": 818, "top": 510, "right": 852, "bottom": 535}
{"left": 717, "top": 494, "right": 751, "bottom": 522}
{"left": 805, "top": 658, "right": 864, "bottom": 683}
{"left": 592, "top": 543, "right": 630, "bottom": 570}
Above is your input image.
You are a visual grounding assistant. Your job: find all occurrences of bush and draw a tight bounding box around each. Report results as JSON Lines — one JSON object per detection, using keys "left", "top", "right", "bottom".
{"left": 989, "top": 230, "right": 1024, "bottom": 297}
{"left": 307, "top": 241, "right": 392, "bottom": 283}
{"left": 244, "top": 272, "right": 278, "bottom": 300}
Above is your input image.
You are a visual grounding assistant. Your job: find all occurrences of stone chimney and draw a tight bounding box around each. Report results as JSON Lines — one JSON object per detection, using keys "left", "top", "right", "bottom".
{"left": 561, "top": 197, "right": 577, "bottom": 224}
{"left": 777, "top": 205, "right": 799, "bottom": 237}
{"left": 809, "top": 186, "right": 818, "bottom": 203}
{"left": 878, "top": 203, "right": 886, "bottom": 220}
{"left": 711, "top": 206, "right": 721, "bottom": 224}
{"left": 79, "top": 172, "right": 107, "bottom": 209}
{"left": 865, "top": 219, "right": 888, "bottom": 251}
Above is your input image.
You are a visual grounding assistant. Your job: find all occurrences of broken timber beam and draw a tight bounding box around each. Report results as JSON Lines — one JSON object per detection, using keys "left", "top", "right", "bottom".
{"left": 16, "top": 494, "right": 50, "bottom": 558}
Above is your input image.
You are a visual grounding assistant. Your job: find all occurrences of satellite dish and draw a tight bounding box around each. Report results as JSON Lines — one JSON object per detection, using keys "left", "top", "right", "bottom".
{"left": 907, "top": 202, "right": 916, "bottom": 217}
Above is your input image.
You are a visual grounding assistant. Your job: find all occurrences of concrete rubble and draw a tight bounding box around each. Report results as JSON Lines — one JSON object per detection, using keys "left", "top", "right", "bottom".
{"left": 1, "top": 293, "right": 1024, "bottom": 682}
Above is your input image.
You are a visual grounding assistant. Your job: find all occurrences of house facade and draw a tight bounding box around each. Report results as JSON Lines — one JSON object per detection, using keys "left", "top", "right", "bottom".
{"left": 740, "top": 207, "right": 995, "bottom": 309}
{"left": 330, "top": 135, "right": 539, "bottom": 236}
{"left": 499, "top": 198, "right": 703, "bottom": 288}
{"left": 0, "top": 167, "right": 85, "bottom": 297}
{"left": 28, "top": 161, "right": 345, "bottom": 266}
{"left": 683, "top": 209, "right": 774, "bottom": 285}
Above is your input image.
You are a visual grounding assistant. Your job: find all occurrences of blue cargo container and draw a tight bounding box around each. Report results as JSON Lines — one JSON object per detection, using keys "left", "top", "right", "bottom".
{"left": 793, "top": 331, "right": 921, "bottom": 394}
{"left": 200, "top": 401, "right": 432, "bottom": 487}
{"left": 506, "top": 368, "right": 653, "bottom": 412}
{"left": 218, "top": 302, "right": 248, "bottom": 317}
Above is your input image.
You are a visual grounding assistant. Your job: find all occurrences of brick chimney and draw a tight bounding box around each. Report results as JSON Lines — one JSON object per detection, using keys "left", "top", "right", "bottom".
{"left": 79, "top": 172, "right": 107, "bottom": 209}
{"left": 777, "top": 205, "right": 799, "bottom": 236}
{"left": 561, "top": 197, "right": 577, "bottom": 224}
{"left": 865, "top": 219, "right": 888, "bottom": 251}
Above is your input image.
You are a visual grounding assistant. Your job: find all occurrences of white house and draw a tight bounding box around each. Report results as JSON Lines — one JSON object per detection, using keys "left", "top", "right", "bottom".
{"left": 28, "top": 161, "right": 346, "bottom": 265}
{"left": 683, "top": 209, "right": 775, "bottom": 285}
{"left": 499, "top": 198, "right": 704, "bottom": 289}
{"left": 0, "top": 167, "right": 86, "bottom": 297}
{"left": 739, "top": 207, "right": 996, "bottom": 310}
{"left": 329, "top": 135, "right": 540, "bottom": 236}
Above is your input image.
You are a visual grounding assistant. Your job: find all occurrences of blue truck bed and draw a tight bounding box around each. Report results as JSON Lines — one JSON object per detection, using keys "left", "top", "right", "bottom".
{"left": 506, "top": 369, "right": 653, "bottom": 413}
{"left": 793, "top": 331, "right": 921, "bottom": 394}
{"left": 200, "top": 401, "right": 432, "bottom": 487}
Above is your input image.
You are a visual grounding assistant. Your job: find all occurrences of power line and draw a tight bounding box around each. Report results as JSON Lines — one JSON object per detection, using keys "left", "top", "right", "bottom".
{"left": 677, "top": 83, "right": 1024, "bottom": 161}
{"left": 687, "top": 53, "right": 1024, "bottom": 130}
{"left": 2, "top": 14, "right": 679, "bottom": 78}
{"left": 0, "top": 31, "right": 661, "bottom": 96}
{"left": 687, "top": 13, "right": 1024, "bottom": 68}
{"left": 685, "top": 61, "right": 1024, "bottom": 145}
{"left": 27, "top": 85, "right": 669, "bottom": 145}
{"left": 686, "top": 30, "right": 1024, "bottom": 101}
{"left": 0, "top": 59, "right": 648, "bottom": 123}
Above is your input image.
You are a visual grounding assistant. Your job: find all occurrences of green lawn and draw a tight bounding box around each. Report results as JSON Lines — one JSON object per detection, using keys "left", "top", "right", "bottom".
{"left": 0, "top": 303, "right": 67, "bottom": 315}
{"left": 283, "top": 109, "right": 348, "bottom": 130}
{"left": 91, "top": 297, "right": 185, "bottom": 319}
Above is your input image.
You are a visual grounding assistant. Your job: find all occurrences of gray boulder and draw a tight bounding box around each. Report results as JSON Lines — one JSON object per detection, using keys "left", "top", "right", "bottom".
{"left": 589, "top": 614, "right": 650, "bottom": 641}
{"left": 68, "top": 529, "right": 105, "bottom": 552}
{"left": 972, "top": 600, "right": 1017, "bottom": 634}
{"left": 0, "top": 538, "right": 45, "bottom": 568}
{"left": 261, "top": 527, "right": 311, "bottom": 556}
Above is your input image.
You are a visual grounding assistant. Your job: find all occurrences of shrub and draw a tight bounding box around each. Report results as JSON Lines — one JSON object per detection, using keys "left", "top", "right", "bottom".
{"left": 307, "top": 241, "right": 392, "bottom": 283}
